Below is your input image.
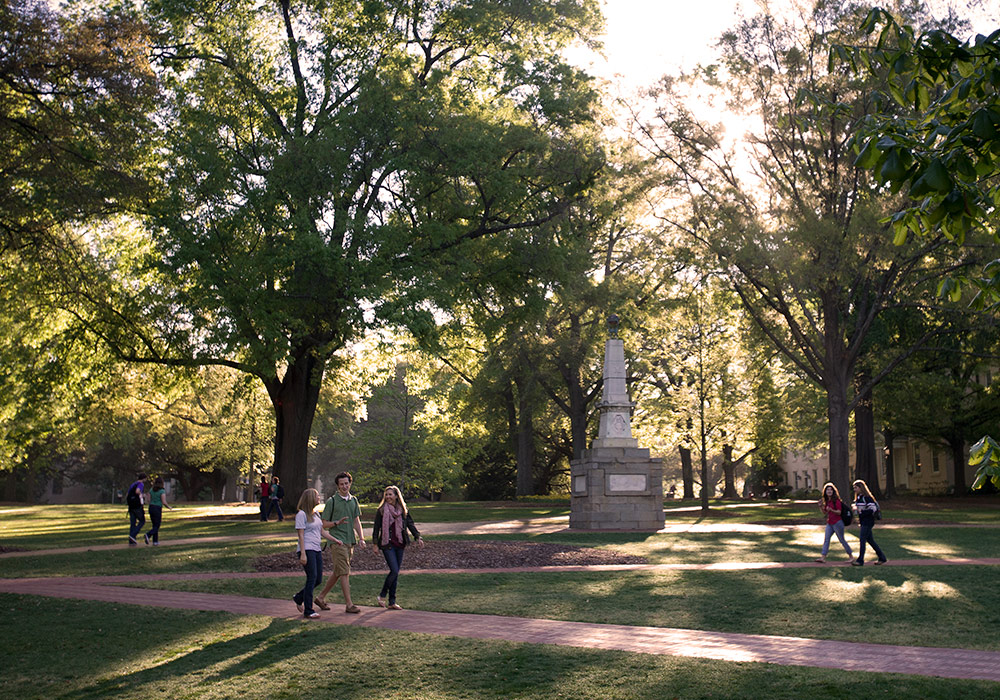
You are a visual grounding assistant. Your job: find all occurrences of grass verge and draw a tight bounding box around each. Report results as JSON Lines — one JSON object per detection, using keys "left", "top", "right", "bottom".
{"left": 2, "top": 595, "right": 997, "bottom": 700}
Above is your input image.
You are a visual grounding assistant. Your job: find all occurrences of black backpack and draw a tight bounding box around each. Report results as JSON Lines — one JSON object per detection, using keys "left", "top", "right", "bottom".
{"left": 840, "top": 500, "right": 853, "bottom": 526}
{"left": 126, "top": 483, "right": 142, "bottom": 509}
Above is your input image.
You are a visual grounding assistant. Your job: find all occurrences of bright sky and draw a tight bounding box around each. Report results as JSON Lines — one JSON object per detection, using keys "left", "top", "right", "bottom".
{"left": 568, "top": 0, "right": 750, "bottom": 90}
{"left": 572, "top": 0, "right": 998, "bottom": 92}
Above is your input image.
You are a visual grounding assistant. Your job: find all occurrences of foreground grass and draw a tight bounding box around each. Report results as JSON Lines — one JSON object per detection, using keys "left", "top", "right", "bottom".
{"left": 2, "top": 595, "right": 996, "bottom": 700}
{"left": 135, "top": 564, "right": 1000, "bottom": 651}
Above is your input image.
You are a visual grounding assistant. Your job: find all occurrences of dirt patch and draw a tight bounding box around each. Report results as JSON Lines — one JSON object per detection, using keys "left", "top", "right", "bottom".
{"left": 0, "top": 544, "right": 27, "bottom": 554}
{"left": 252, "top": 540, "right": 647, "bottom": 572}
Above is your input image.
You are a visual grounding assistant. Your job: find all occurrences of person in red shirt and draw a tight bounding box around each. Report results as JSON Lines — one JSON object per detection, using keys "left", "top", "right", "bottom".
{"left": 258, "top": 477, "right": 270, "bottom": 522}
{"left": 815, "top": 482, "right": 854, "bottom": 564}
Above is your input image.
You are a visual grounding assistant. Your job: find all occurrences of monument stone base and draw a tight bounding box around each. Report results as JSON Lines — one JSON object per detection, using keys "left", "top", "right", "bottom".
{"left": 569, "top": 445, "right": 664, "bottom": 531}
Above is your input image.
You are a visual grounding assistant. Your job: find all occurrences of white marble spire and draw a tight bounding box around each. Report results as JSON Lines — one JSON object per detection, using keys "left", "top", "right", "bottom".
{"left": 592, "top": 316, "right": 637, "bottom": 449}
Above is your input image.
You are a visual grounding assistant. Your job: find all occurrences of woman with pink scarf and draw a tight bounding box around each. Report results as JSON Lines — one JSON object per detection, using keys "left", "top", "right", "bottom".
{"left": 370, "top": 485, "right": 423, "bottom": 610}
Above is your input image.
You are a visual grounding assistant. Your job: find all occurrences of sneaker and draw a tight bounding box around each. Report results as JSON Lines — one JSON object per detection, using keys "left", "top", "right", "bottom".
{"left": 152, "top": 542, "right": 159, "bottom": 546}
{"left": 851, "top": 561, "right": 864, "bottom": 566}
{"left": 128, "top": 537, "right": 137, "bottom": 546}
{"left": 305, "top": 612, "right": 319, "bottom": 619}
{"left": 388, "top": 603, "right": 402, "bottom": 610}
{"left": 143, "top": 533, "right": 150, "bottom": 545}
{"left": 376, "top": 596, "right": 387, "bottom": 608}
{"left": 294, "top": 597, "right": 303, "bottom": 613}
{"left": 345, "top": 605, "right": 360, "bottom": 614}
{"left": 874, "top": 559, "right": 887, "bottom": 565}
{"left": 814, "top": 558, "right": 826, "bottom": 563}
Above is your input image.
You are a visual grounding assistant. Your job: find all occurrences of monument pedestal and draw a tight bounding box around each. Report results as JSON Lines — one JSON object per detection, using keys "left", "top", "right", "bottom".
{"left": 569, "top": 324, "right": 664, "bottom": 531}
{"left": 570, "top": 446, "right": 664, "bottom": 530}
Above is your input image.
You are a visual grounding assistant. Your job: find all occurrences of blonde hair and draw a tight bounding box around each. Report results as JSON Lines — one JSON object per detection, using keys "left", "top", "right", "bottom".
{"left": 297, "top": 488, "right": 320, "bottom": 522}
{"left": 852, "top": 479, "right": 876, "bottom": 502}
{"left": 377, "top": 485, "right": 408, "bottom": 516}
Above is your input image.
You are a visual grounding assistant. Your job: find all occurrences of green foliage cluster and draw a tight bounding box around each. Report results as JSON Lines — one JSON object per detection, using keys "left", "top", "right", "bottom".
{"left": 844, "top": 9, "right": 1000, "bottom": 294}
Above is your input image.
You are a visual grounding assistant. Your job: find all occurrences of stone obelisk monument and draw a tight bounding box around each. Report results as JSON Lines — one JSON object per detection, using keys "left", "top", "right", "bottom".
{"left": 570, "top": 315, "right": 664, "bottom": 530}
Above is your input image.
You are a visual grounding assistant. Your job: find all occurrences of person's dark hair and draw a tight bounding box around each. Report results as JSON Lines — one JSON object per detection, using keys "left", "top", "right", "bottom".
{"left": 137, "top": 472, "right": 147, "bottom": 481}
{"left": 821, "top": 482, "right": 841, "bottom": 505}
{"left": 154, "top": 476, "right": 164, "bottom": 489}
{"left": 335, "top": 471, "right": 352, "bottom": 485}
{"left": 272, "top": 476, "right": 280, "bottom": 484}
{"left": 261, "top": 477, "right": 267, "bottom": 483}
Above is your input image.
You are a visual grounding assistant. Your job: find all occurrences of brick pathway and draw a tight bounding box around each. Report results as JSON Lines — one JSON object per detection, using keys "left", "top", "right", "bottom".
{"left": 1, "top": 573, "right": 998, "bottom": 683}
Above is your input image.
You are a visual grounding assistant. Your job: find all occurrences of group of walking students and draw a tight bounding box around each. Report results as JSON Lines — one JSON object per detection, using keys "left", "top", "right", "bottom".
{"left": 816, "top": 478, "right": 888, "bottom": 566}
{"left": 293, "top": 471, "right": 423, "bottom": 619}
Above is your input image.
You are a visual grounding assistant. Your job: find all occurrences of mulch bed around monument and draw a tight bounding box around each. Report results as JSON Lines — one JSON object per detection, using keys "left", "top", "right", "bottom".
{"left": 252, "top": 540, "right": 648, "bottom": 572}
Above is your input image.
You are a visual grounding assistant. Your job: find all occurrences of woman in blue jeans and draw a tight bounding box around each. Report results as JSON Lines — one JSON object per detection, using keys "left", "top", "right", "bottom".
{"left": 293, "top": 488, "right": 341, "bottom": 618}
{"left": 371, "top": 485, "right": 423, "bottom": 610}
{"left": 851, "top": 479, "right": 887, "bottom": 567}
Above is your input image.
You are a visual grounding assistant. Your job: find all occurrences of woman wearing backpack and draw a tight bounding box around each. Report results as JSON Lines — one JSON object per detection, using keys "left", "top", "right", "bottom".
{"left": 144, "top": 476, "right": 173, "bottom": 546}
{"left": 815, "top": 482, "right": 854, "bottom": 563}
{"left": 851, "top": 479, "right": 888, "bottom": 566}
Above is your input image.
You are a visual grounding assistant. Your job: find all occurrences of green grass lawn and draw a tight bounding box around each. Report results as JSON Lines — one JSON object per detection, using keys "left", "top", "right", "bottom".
{"left": 2, "top": 500, "right": 999, "bottom": 698}
{"left": 131, "top": 563, "right": 1000, "bottom": 651}
{"left": 2, "top": 595, "right": 997, "bottom": 700}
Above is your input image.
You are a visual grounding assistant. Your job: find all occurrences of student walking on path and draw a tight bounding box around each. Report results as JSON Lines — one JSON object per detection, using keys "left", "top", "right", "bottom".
{"left": 144, "top": 477, "right": 173, "bottom": 546}
{"left": 852, "top": 479, "right": 888, "bottom": 566}
{"left": 258, "top": 477, "right": 270, "bottom": 521}
{"left": 126, "top": 473, "right": 147, "bottom": 546}
{"left": 815, "top": 482, "right": 853, "bottom": 563}
{"left": 314, "top": 471, "right": 366, "bottom": 613}
{"left": 371, "top": 485, "right": 423, "bottom": 610}
{"left": 266, "top": 477, "right": 284, "bottom": 522}
{"left": 292, "top": 488, "right": 343, "bottom": 619}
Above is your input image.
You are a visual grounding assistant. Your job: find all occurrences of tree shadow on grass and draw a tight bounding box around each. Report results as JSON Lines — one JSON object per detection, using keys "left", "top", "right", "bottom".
{"left": 53, "top": 615, "right": 332, "bottom": 700}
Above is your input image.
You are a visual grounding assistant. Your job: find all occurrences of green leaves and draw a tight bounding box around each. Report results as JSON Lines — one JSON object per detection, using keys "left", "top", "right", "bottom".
{"left": 969, "top": 436, "right": 1000, "bottom": 490}
{"left": 908, "top": 158, "right": 953, "bottom": 197}
{"left": 842, "top": 11, "right": 1000, "bottom": 255}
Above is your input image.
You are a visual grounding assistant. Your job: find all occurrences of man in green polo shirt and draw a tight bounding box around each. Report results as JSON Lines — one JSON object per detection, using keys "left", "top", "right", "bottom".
{"left": 315, "top": 471, "right": 366, "bottom": 613}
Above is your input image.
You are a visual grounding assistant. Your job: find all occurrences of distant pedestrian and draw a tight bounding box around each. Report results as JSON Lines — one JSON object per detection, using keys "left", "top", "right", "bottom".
{"left": 126, "top": 473, "right": 148, "bottom": 546}
{"left": 314, "top": 471, "right": 366, "bottom": 613}
{"left": 851, "top": 479, "right": 887, "bottom": 567}
{"left": 815, "top": 482, "right": 853, "bottom": 563}
{"left": 258, "top": 477, "right": 270, "bottom": 521}
{"left": 292, "top": 488, "right": 342, "bottom": 619}
{"left": 144, "top": 477, "right": 173, "bottom": 546}
{"left": 371, "top": 485, "right": 423, "bottom": 610}
{"left": 266, "top": 477, "right": 284, "bottom": 521}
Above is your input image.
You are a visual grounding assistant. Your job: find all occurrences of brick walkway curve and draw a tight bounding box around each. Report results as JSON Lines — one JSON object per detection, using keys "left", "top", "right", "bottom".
{"left": 2, "top": 571, "right": 999, "bottom": 683}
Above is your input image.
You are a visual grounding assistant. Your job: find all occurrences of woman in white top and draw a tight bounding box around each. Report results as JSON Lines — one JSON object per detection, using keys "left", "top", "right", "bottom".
{"left": 293, "top": 488, "right": 343, "bottom": 618}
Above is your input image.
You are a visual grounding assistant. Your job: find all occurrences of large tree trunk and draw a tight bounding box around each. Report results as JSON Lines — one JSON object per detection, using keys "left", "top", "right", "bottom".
{"left": 826, "top": 384, "right": 853, "bottom": 499}
{"left": 565, "top": 366, "right": 590, "bottom": 460}
{"left": 679, "top": 446, "right": 694, "bottom": 499}
{"left": 853, "top": 372, "right": 881, "bottom": 498}
{"left": 949, "top": 435, "right": 967, "bottom": 494}
{"left": 267, "top": 350, "right": 325, "bottom": 507}
{"left": 721, "top": 444, "right": 740, "bottom": 499}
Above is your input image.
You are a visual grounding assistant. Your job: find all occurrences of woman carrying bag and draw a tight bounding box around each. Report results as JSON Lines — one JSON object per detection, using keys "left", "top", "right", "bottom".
{"left": 815, "top": 482, "right": 854, "bottom": 564}
{"left": 371, "top": 485, "right": 423, "bottom": 610}
{"left": 851, "top": 479, "right": 888, "bottom": 567}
